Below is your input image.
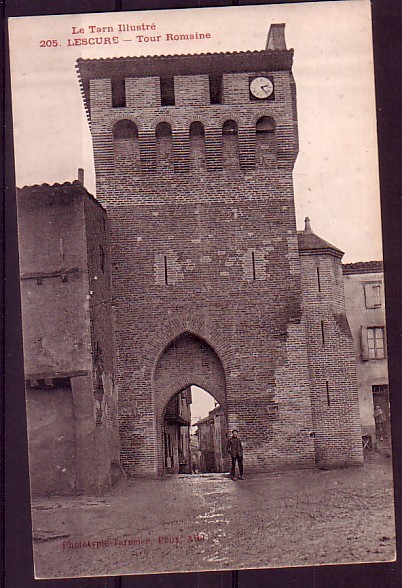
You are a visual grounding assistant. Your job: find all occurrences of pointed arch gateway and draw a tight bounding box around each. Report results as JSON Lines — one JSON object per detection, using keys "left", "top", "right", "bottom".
{"left": 153, "top": 332, "right": 228, "bottom": 475}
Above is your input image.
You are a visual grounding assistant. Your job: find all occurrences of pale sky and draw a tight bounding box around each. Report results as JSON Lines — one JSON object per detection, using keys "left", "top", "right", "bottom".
{"left": 191, "top": 386, "right": 217, "bottom": 425}
{"left": 8, "top": 0, "right": 382, "bottom": 263}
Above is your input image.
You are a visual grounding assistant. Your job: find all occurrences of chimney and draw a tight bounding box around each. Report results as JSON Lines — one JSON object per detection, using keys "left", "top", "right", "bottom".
{"left": 304, "top": 217, "right": 312, "bottom": 233}
{"left": 266, "top": 23, "right": 287, "bottom": 51}
{"left": 78, "top": 168, "right": 84, "bottom": 186}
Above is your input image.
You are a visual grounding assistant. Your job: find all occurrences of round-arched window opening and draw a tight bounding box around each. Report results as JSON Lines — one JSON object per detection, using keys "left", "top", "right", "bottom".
{"left": 189, "top": 122, "right": 206, "bottom": 171}
{"left": 222, "top": 120, "right": 238, "bottom": 135}
{"left": 112, "top": 119, "right": 139, "bottom": 140}
{"left": 256, "top": 116, "right": 275, "bottom": 134}
{"left": 189, "top": 121, "right": 205, "bottom": 138}
{"left": 256, "top": 116, "right": 276, "bottom": 167}
{"left": 155, "top": 122, "right": 173, "bottom": 170}
{"left": 155, "top": 121, "right": 172, "bottom": 138}
{"left": 112, "top": 120, "right": 140, "bottom": 172}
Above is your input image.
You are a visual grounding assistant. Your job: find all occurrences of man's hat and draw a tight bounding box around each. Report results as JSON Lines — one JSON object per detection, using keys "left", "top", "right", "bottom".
{"left": 232, "top": 429, "right": 238, "bottom": 433}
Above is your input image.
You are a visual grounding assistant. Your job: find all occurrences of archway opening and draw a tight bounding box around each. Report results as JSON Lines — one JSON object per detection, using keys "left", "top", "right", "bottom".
{"left": 154, "top": 332, "right": 228, "bottom": 476}
{"left": 162, "top": 385, "right": 229, "bottom": 475}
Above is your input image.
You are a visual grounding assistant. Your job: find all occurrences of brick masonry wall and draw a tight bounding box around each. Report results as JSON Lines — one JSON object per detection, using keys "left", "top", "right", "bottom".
{"left": 86, "top": 61, "right": 314, "bottom": 477}
{"left": 300, "top": 253, "right": 363, "bottom": 467}
{"left": 81, "top": 52, "right": 361, "bottom": 477}
{"left": 106, "top": 183, "right": 312, "bottom": 476}
{"left": 89, "top": 69, "right": 297, "bottom": 181}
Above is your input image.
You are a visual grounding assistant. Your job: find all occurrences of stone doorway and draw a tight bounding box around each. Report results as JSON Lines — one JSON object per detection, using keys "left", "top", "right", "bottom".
{"left": 372, "top": 384, "right": 391, "bottom": 443}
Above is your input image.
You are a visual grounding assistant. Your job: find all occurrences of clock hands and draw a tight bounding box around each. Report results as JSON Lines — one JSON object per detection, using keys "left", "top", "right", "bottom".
{"left": 250, "top": 77, "right": 274, "bottom": 99}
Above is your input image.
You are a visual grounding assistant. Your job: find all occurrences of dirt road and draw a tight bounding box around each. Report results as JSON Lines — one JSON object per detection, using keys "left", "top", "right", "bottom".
{"left": 31, "top": 455, "right": 395, "bottom": 578}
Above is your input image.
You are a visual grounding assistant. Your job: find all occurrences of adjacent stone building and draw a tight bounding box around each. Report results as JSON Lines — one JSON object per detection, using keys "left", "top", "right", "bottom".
{"left": 17, "top": 181, "right": 119, "bottom": 495}
{"left": 72, "top": 22, "right": 363, "bottom": 478}
{"left": 195, "top": 405, "right": 230, "bottom": 473}
{"left": 163, "top": 386, "right": 192, "bottom": 473}
{"left": 343, "top": 262, "right": 389, "bottom": 447}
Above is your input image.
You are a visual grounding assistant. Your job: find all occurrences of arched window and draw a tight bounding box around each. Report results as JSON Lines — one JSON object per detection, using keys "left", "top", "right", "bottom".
{"left": 112, "top": 120, "right": 140, "bottom": 171}
{"left": 189, "top": 122, "right": 206, "bottom": 171}
{"left": 155, "top": 122, "right": 173, "bottom": 171}
{"left": 222, "top": 120, "right": 239, "bottom": 168}
{"left": 256, "top": 116, "right": 276, "bottom": 167}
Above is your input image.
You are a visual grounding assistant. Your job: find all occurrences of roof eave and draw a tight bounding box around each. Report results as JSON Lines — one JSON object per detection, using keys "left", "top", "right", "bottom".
{"left": 299, "top": 247, "right": 344, "bottom": 259}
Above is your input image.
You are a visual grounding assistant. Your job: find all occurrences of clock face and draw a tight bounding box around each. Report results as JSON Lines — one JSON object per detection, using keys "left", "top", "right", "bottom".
{"left": 250, "top": 76, "right": 274, "bottom": 99}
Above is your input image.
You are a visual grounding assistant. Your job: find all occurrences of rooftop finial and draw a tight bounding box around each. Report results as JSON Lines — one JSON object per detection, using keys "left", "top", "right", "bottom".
{"left": 304, "top": 217, "right": 312, "bottom": 233}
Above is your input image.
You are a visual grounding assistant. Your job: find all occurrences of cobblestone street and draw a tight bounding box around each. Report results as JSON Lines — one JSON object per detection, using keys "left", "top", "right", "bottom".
{"left": 31, "top": 456, "right": 395, "bottom": 579}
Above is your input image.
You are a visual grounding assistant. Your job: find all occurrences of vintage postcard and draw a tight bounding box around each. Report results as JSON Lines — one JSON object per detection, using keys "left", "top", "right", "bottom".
{"left": 8, "top": 0, "right": 395, "bottom": 578}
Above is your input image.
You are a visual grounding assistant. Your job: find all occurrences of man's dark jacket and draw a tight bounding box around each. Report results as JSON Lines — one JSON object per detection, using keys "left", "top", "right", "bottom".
{"left": 227, "top": 436, "right": 243, "bottom": 458}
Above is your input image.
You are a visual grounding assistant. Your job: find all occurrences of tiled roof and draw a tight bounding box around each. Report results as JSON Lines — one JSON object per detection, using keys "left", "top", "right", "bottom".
{"left": 342, "top": 261, "right": 383, "bottom": 275}
{"left": 16, "top": 181, "right": 104, "bottom": 211}
{"left": 297, "top": 230, "right": 344, "bottom": 258}
{"left": 76, "top": 48, "right": 293, "bottom": 73}
{"left": 76, "top": 47, "right": 293, "bottom": 120}
{"left": 18, "top": 180, "right": 84, "bottom": 191}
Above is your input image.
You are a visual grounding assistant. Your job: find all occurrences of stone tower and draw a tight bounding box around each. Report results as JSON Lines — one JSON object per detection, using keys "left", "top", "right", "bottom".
{"left": 298, "top": 218, "right": 363, "bottom": 467}
{"left": 77, "top": 24, "right": 363, "bottom": 476}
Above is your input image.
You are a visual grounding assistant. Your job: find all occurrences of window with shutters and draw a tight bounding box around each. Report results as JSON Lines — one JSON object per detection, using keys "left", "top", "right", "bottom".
{"left": 364, "top": 282, "right": 382, "bottom": 308}
{"left": 367, "top": 327, "right": 385, "bottom": 359}
{"left": 361, "top": 326, "right": 386, "bottom": 360}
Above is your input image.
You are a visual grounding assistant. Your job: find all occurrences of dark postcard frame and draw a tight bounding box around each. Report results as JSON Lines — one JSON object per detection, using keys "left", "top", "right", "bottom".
{"left": 3, "top": 1, "right": 402, "bottom": 587}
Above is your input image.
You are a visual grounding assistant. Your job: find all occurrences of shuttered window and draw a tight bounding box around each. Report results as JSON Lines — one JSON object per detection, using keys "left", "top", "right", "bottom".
{"left": 361, "top": 326, "right": 386, "bottom": 360}
{"left": 364, "top": 283, "right": 382, "bottom": 308}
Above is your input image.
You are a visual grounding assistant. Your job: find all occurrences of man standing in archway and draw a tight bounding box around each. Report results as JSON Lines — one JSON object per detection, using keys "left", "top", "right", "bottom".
{"left": 227, "top": 429, "right": 244, "bottom": 480}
